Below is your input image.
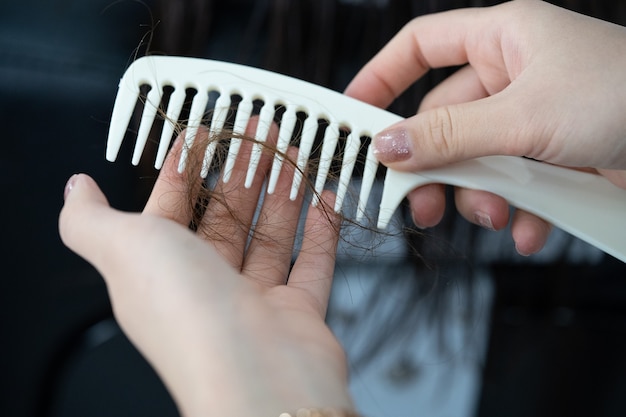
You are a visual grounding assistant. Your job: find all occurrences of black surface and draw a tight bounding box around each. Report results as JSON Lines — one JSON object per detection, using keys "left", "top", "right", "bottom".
{"left": 477, "top": 258, "right": 626, "bottom": 417}
{"left": 1, "top": 2, "right": 164, "bottom": 416}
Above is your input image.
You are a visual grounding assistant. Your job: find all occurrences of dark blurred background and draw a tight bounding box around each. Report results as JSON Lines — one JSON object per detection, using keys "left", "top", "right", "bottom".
{"left": 2, "top": 1, "right": 626, "bottom": 416}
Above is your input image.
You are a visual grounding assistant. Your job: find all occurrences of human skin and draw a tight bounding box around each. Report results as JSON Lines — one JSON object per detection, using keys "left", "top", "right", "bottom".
{"left": 345, "top": 0, "right": 626, "bottom": 256}
{"left": 58, "top": 126, "right": 354, "bottom": 417}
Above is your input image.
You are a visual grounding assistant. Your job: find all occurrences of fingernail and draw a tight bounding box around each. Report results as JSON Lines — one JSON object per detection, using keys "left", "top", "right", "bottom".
{"left": 515, "top": 243, "right": 532, "bottom": 257}
{"left": 373, "top": 129, "right": 412, "bottom": 163}
{"left": 64, "top": 174, "right": 79, "bottom": 201}
{"left": 474, "top": 211, "right": 495, "bottom": 231}
{"left": 411, "top": 212, "right": 427, "bottom": 230}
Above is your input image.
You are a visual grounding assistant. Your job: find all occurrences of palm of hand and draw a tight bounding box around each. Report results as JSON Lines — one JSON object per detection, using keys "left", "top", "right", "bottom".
{"left": 101, "top": 129, "right": 351, "bottom": 416}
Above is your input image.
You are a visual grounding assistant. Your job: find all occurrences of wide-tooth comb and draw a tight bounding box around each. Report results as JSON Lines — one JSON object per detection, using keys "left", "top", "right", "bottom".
{"left": 107, "top": 56, "right": 626, "bottom": 263}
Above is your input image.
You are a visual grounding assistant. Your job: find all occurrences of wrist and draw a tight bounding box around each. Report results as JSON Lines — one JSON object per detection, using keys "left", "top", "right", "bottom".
{"left": 174, "top": 364, "right": 355, "bottom": 417}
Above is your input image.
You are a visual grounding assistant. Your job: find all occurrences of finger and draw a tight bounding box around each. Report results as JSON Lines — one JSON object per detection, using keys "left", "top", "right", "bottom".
{"left": 60, "top": 172, "right": 236, "bottom": 351}
{"left": 143, "top": 132, "right": 204, "bottom": 224}
{"left": 289, "top": 191, "right": 341, "bottom": 318}
{"left": 405, "top": 184, "right": 446, "bottom": 228}
{"left": 405, "top": 65, "right": 492, "bottom": 229}
{"left": 374, "top": 85, "right": 541, "bottom": 170}
{"left": 199, "top": 118, "right": 279, "bottom": 267}
{"left": 243, "top": 147, "right": 304, "bottom": 286}
{"left": 454, "top": 188, "right": 510, "bottom": 231}
{"left": 418, "top": 65, "right": 490, "bottom": 112}
{"left": 344, "top": 6, "right": 497, "bottom": 107}
{"left": 59, "top": 174, "right": 130, "bottom": 275}
{"left": 511, "top": 209, "right": 553, "bottom": 256}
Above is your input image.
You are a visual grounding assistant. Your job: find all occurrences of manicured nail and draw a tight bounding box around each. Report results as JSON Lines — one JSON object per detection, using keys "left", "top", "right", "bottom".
{"left": 474, "top": 211, "right": 495, "bottom": 231}
{"left": 64, "top": 174, "right": 79, "bottom": 200}
{"left": 373, "top": 129, "right": 412, "bottom": 163}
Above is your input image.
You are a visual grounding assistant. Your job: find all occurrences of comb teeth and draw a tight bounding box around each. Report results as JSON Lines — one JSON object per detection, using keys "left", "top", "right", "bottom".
{"left": 106, "top": 57, "right": 626, "bottom": 263}
{"left": 107, "top": 56, "right": 403, "bottom": 224}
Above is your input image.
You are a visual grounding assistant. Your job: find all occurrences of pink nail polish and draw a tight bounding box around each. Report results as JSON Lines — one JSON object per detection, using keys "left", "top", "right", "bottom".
{"left": 373, "top": 129, "right": 412, "bottom": 163}
{"left": 64, "top": 174, "right": 79, "bottom": 200}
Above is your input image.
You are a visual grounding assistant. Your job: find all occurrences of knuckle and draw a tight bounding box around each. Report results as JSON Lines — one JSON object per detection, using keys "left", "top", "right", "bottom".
{"left": 424, "top": 106, "right": 459, "bottom": 158}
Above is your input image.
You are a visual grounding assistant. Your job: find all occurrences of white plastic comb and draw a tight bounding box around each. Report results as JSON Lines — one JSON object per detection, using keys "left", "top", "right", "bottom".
{"left": 106, "top": 56, "right": 626, "bottom": 263}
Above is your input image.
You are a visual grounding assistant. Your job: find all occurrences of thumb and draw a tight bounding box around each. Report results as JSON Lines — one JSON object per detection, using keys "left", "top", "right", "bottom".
{"left": 372, "top": 96, "right": 524, "bottom": 171}
{"left": 59, "top": 174, "right": 125, "bottom": 270}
